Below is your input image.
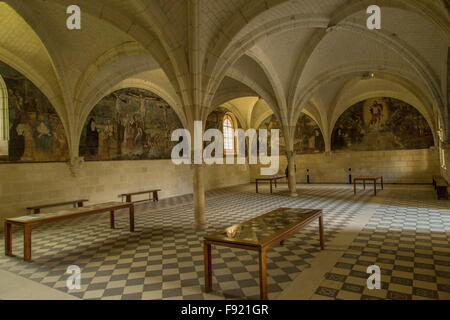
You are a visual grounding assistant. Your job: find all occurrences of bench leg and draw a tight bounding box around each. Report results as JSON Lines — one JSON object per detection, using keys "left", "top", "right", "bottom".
{"left": 353, "top": 181, "right": 356, "bottom": 195}
{"left": 319, "top": 216, "right": 325, "bottom": 250}
{"left": 78, "top": 201, "right": 84, "bottom": 208}
{"left": 256, "top": 181, "right": 259, "bottom": 193}
{"left": 4, "top": 222, "right": 12, "bottom": 257}
{"left": 374, "top": 180, "right": 377, "bottom": 196}
{"left": 129, "top": 205, "right": 135, "bottom": 232}
{"left": 270, "top": 181, "right": 273, "bottom": 194}
{"left": 363, "top": 180, "right": 366, "bottom": 190}
{"left": 259, "top": 248, "right": 268, "bottom": 300}
{"left": 204, "top": 241, "right": 212, "bottom": 293}
{"left": 381, "top": 177, "right": 384, "bottom": 190}
{"left": 110, "top": 211, "right": 115, "bottom": 229}
{"left": 153, "top": 191, "right": 159, "bottom": 202}
{"left": 23, "top": 225, "right": 32, "bottom": 261}
{"left": 126, "top": 195, "right": 132, "bottom": 203}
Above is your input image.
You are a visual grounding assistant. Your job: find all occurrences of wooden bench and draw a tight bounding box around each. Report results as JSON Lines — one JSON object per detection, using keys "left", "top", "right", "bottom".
{"left": 432, "top": 175, "right": 448, "bottom": 200}
{"left": 26, "top": 199, "right": 89, "bottom": 214}
{"left": 5, "top": 202, "right": 134, "bottom": 261}
{"left": 119, "top": 189, "right": 161, "bottom": 204}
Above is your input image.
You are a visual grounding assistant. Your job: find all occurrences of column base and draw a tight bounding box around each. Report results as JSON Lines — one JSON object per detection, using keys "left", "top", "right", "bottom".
{"left": 195, "top": 223, "right": 207, "bottom": 231}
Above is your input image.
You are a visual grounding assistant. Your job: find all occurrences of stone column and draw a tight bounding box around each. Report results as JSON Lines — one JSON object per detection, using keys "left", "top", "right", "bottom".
{"left": 193, "top": 163, "right": 206, "bottom": 229}
{"left": 282, "top": 123, "right": 298, "bottom": 197}
{"left": 286, "top": 150, "right": 298, "bottom": 196}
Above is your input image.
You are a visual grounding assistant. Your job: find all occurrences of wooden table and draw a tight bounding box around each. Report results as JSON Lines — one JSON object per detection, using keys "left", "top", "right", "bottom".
{"left": 204, "top": 208, "right": 324, "bottom": 300}
{"left": 4, "top": 202, "right": 134, "bottom": 261}
{"left": 353, "top": 176, "right": 383, "bottom": 196}
{"left": 255, "top": 176, "right": 285, "bottom": 193}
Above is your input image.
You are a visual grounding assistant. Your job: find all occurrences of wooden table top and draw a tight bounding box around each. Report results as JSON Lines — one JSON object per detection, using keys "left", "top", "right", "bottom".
{"left": 6, "top": 202, "right": 132, "bottom": 225}
{"left": 204, "top": 208, "right": 321, "bottom": 248}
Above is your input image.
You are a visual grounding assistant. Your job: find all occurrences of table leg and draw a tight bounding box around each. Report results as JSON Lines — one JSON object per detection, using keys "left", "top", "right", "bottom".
{"left": 270, "top": 181, "right": 273, "bottom": 194}
{"left": 204, "top": 241, "right": 212, "bottom": 293}
{"left": 23, "top": 225, "right": 32, "bottom": 261}
{"left": 256, "top": 180, "right": 259, "bottom": 193}
{"left": 381, "top": 177, "right": 384, "bottom": 190}
{"left": 129, "top": 205, "right": 135, "bottom": 232}
{"left": 110, "top": 211, "right": 115, "bottom": 229}
{"left": 4, "top": 222, "right": 12, "bottom": 257}
{"left": 126, "top": 195, "right": 132, "bottom": 203}
{"left": 259, "top": 248, "right": 268, "bottom": 300}
{"left": 374, "top": 180, "right": 377, "bottom": 196}
{"left": 153, "top": 191, "right": 159, "bottom": 202}
{"left": 319, "top": 216, "right": 325, "bottom": 250}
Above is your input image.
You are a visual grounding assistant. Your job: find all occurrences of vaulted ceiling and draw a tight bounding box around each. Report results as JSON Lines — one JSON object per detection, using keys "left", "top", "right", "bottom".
{"left": 0, "top": 0, "right": 448, "bottom": 156}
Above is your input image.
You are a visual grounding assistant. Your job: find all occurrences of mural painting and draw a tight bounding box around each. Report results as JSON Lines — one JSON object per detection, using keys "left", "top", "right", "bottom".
{"left": 80, "top": 88, "right": 183, "bottom": 161}
{"left": 0, "top": 61, "right": 69, "bottom": 162}
{"left": 258, "top": 113, "right": 325, "bottom": 155}
{"left": 331, "top": 97, "right": 434, "bottom": 151}
{"left": 294, "top": 114, "right": 325, "bottom": 153}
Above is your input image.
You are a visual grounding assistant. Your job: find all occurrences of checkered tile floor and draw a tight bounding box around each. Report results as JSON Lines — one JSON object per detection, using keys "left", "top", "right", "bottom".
{"left": 312, "top": 185, "right": 450, "bottom": 300}
{"left": 0, "top": 183, "right": 448, "bottom": 300}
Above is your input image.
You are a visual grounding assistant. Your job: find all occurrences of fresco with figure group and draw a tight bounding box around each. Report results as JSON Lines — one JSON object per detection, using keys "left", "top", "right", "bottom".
{"left": 258, "top": 113, "right": 325, "bottom": 155}
{"left": 331, "top": 97, "right": 434, "bottom": 151}
{"left": 80, "top": 88, "right": 183, "bottom": 161}
{"left": 0, "top": 61, "right": 69, "bottom": 162}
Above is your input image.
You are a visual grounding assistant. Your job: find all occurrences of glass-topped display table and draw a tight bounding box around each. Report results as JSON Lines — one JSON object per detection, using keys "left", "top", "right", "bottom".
{"left": 204, "top": 208, "right": 324, "bottom": 300}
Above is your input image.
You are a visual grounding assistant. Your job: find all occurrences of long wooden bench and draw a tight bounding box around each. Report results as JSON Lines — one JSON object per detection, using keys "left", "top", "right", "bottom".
{"left": 432, "top": 175, "right": 448, "bottom": 200}
{"left": 26, "top": 199, "right": 89, "bottom": 214}
{"left": 119, "top": 189, "right": 161, "bottom": 204}
{"left": 5, "top": 202, "right": 134, "bottom": 261}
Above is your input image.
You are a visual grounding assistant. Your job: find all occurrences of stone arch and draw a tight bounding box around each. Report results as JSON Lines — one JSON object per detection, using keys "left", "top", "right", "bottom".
{"left": 293, "top": 64, "right": 442, "bottom": 134}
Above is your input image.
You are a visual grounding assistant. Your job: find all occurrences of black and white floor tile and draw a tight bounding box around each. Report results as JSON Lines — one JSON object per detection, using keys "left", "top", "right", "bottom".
{"left": 0, "top": 183, "right": 449, "bottom": 300}
{"left": 312, "top": 186, "right": 450, "bottom": 300}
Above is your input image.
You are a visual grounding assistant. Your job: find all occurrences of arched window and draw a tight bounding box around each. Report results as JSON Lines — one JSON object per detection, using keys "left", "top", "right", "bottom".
{"left": 0, "top": 75, "right": 8, "bottom": 157}
{"left": 223, "top": 114, "right": 235, "bottom": 153}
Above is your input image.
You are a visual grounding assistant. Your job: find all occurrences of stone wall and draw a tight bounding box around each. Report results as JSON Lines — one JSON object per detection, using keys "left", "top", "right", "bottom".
{"left": 0, "top": 160, "right": 251, "bottom": 230}
{"left": 251, "top": 148, "right": 440, "bottom": 184}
